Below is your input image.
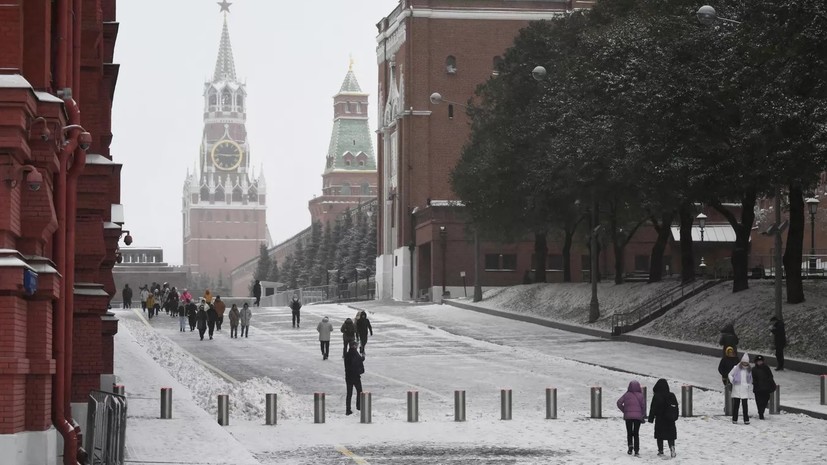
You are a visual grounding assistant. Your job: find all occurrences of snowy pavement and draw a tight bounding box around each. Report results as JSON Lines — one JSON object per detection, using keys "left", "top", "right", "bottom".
{"left": 113, "top": 302, "right": 827, "bottom": 464}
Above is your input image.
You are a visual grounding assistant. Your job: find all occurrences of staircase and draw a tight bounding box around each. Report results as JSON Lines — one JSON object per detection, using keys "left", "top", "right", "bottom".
{"left": 610, "top": 278, "right": 724, "bottom": 336}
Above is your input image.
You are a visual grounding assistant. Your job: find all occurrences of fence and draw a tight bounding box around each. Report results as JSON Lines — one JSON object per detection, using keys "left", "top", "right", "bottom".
{"left": 85, "top": 390, "right": 127, "bottom": 465}
{"left": 261, "top": 278, "right": 376, "bottom": 307}
{"left": 611, "top": 278, "right": 721, "bottom": 335}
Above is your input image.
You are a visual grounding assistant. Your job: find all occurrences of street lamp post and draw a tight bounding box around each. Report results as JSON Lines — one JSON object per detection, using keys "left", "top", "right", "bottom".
{"left": 473, "top": 229, "right": 483, "bottom": 302}
{"left": 439, "top": 226, "right": 449, "bottom": 298}
{"left": 697, "top": 213, "right": 707, "bottom": 277}
{"left": 806, "top": 197, "right": 819, "bottom": 273}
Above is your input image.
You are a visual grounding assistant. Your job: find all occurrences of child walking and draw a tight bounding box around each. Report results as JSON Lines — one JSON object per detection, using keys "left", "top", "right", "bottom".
{"left": 617, "top": 380, "right": 647, "bottom": 456}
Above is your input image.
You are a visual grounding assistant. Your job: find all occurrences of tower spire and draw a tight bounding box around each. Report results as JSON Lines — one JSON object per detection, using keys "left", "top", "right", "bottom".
{"left": 213, "top": 14, "right": 237, "bottom": 82}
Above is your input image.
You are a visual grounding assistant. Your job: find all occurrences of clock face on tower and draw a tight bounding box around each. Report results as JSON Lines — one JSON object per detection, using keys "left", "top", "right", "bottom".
{"left": 211, "top": 139, "right": 243, "bottom": 171}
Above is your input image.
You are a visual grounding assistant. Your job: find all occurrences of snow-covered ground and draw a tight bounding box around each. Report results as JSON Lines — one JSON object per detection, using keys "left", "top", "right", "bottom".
{"left": 472, "top": 280, "right": 827, "bottom": 362}
{"left": 115, "top": 299, "right": 827, "bottom": 465}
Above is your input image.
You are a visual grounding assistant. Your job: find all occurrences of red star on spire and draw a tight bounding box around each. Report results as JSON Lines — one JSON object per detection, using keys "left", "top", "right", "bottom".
{"left": 217, "top": 0, "right": 232, "bottom": 13}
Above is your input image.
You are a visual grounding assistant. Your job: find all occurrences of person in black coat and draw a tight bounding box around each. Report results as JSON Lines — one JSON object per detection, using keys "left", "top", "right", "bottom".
{"left": 206, "top": 303, "right": 217, "bottom": 340}
{"left": 289, "top": 296, "right": 302, "bottom": 328}
{"left": 185, "top": 300, "right": 197, "bottom": 331}
{"left": 718, "top": 346, "right": 739, "bottom": 386}
{"left": 253, "top": 280, "right": 262, "bottom": 307}
{"left": 770, "top": 317, "right": 787, "bottom": 370}
{"left": 343, "top": 341, "right": 365, "bottom": 415}
{"left": 341, "top": 318, "right": 357, "bottom": 358}
{"left": 196, "top": 304, "right": 208, "bottom": 340}
{"left": 752, "top": 355, "right": 776, "bottom": 419}
{"left": 648, "top": 378, "right": 678, "bottom": 458}
{"left": 718, "top": 323, "right": 739, "bottom": 356}
{"left": 356, "top": 311, "right": 373, "bottom": 355}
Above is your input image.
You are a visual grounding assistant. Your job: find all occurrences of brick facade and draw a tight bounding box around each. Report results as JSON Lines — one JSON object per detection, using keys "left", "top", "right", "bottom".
{"left": 0, "top": 1, "right": 122, "bottom": 463}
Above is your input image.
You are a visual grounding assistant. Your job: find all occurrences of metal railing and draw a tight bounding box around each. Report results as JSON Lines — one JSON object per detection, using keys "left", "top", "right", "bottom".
{"left": 260, "top": 279, "right": 376, "bottom": 307}
{"left": 611, "top": 278, "right": 720, "bottom": 335}
{"left": 85, "top": 390, "right": 127, "bottom": 465}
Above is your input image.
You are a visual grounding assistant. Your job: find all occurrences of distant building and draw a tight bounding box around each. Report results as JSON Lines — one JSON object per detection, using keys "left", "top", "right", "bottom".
{"left": 112, "top": 248, "right": 188, "bottom": 303}
{"left": 308, "top": 64, "right": 378, "bottom": 225}
{"left": 182, "top": 10, "right": 269, "bottom": 290}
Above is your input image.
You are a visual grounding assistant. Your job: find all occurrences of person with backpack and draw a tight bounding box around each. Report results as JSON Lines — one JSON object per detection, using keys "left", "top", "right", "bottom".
{"left": 317, "top": 316, "right": 334, "bottom": 360}
{"left": 617, "top": 380, "right": 647, "bottom": 456}
{"left": 728, "top": 353, "right": 753, "bottom": 424}
{"left": 228, "top": 304, "right": 240, "bottom": 338}
{"left": 289, "top": 296, "right": 302, "bottom": 328}
{"left": 356, "top": 311, "right": 373, "bottom": 355}
{"left": 752, "top": 355, "right": 776, "bottom": 420}
{"left": 185, "top": 299, "right": 198, "bottom": 331}
{"left": 718, "top": 323, "right": 739, "bottom": 356}
{"left": 341, "top": 318, "right": 357, "bottom": 358}
{"left": 343, "top": 341, "right": 365, "bottom": 415}
{"left": 648, "top": 378, "right": 678, "bottom": 458}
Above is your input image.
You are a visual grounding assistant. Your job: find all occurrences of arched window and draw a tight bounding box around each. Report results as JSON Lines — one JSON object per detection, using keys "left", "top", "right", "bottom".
{"left": 445, "top": 55, "right": 457, "bottom": 74}
{"left": 215, "top": 186, "right": 225, "bottom": 202}
{"left": 232, "top": 186, "right": 243, "bottom": 202}
{"left": 208, "top": 91, "right": 217, "bottom": 109}
{"left": 248, "top": 186, "right": 258, "bottom": 202}
{"left": 236, "top": 94, "right": 244, "bottom": 111}
{"left": 222, "top": 90, "right": 232, "bottom": 110}
{"left": 200, "top": 186, "right": 210, "bottom": 201}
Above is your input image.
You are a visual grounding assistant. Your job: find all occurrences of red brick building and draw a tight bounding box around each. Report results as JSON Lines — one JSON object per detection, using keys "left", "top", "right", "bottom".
{"left": 308, "top": 65, "right": 378, "bottom": 226}
{"left": 182, "top": 11, "right": 269, "bottom": 293}
{"left": 0, "top": 1, "right": 123, "bottom": 463}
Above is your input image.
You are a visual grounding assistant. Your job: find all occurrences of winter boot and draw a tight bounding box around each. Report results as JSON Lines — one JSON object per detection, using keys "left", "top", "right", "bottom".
{"left": 627, "top": 445, "right": 633, "bottom": 455}
{"left": 670, "top": 445, "right": 676, "bottom": 458}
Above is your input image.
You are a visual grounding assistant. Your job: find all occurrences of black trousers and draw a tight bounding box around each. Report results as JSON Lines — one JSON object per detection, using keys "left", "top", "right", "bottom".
{"left": 241, "top": 325, "right": 248, "bottom": 337}
{"left": 656, "top": 439, "right": 675, "bottom": 453}
{"left": 732, "top": 398, "right": 749, "bottom": 422}
{"left": 230, "top": 325, "right": 238, "bottom": 338}
{"left": 216, "top": 316, "right": 223, "bottom": 330}
{"left": 292, "top": 312, "right": 300, "bottom": 327}
{"left": 625, "top": 420, "right": 641, "bottom": 452}
{"left": 198, "top": 327, "right": 206, "bottom": 340}
{"left": 755, "top": 392, "right": 770, "bottom": 418}
{"left": 775, "top": 346, "right": 785, "bottom": 369}
{"left": 254, "top": 296, "right": 260, "bottom": 306}
{"left": 320, "top": 340, "right": 330, "bottom": 358}
{"left": 346, "top": 376, "right": 362, "bottom": 412}
{"left": 189, "top": 318, "right": 196, "bottom": 331}
{"left": 208, "top": 322, "right": 215, "bottom": 339}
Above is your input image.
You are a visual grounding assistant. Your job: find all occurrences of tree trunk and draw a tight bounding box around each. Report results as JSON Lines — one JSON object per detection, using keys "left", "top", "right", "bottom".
{"left": 678, "top": 202, "right": 695, "bottom": 284}
{"left": 713, "top": 191, "right": 756, "bottom": 293}
{"left": 533, "top": 231, "right": 548, "bottom": 283}
{"left": 784, "top": 186, "right": 805, "bottom": 303}
{"left": 614, "top": 239, "right": 625, "bottom": 284}
{"left": 648, "top": 211, "right": 676, "bottom": 283}
{"left": 562, "top": 227, "right": 573, "bottom": 282}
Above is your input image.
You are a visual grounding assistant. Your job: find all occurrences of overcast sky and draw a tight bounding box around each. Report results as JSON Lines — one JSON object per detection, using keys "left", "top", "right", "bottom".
{"left": 112, "top": 0, "right": 393, "bottom": 265}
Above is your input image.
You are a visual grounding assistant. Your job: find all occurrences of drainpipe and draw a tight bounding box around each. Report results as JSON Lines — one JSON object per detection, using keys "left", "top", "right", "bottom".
{"left": 56, "top": 0, "right": 69, "bottom": 89}
{"left": 72, "top": 0, "right": 82, "bottom": 103}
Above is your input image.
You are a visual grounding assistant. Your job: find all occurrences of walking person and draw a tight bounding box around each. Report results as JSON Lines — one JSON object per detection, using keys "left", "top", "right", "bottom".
{"left": 140, "top": 285, "right": 149, "bottom": 314}
{"left": 617, "top": 380, "right": 646, "bottom": 456}
{"left": 728, "top": 353, "right": 753, "bottom": 424}
{"left": 203, "top": 288, "right": 212, "bottom": 305}
{"left": 752, "top": 355, "right": 776, "bottom": 420}
{"left": 146, "top": 292, "right": 156, "bottom": 319}
{"left": 770, "top": 317, "right": 786, "bottom": 370}
{"left": 186, "top": 299, "right": 198, "bottom": 331}
{"left": 206, "top": 302, "right": 217, "bottom": 340}
{"left": 344, "top": 341, "right": 365, "bottom": 415}
{"left": 648, "top": 378, "right": 678, "bottom": 458}
{"left": 317, "top": 316, "right": 333, "bottom": 360}
{"left": 152, "top": 290, "right": 161, "bottom": 319}
{"left": 253, "top": 280, "right": 262, "bottom": 307}
{"left": 341, "top": 318, "right": 357, "bottom": 358}
{"left": 229, "top": 304, "right": 240, "bottom": 338}
{"left": 214, "top": 296, "right": 226, "bottom": 331}
{"left": 718, "top": 323, "right": 739, "bottom": 356}
{"left": 196, "top": 302, "right": 208, "bottom": 341}
{"left": 178, "top": 299, "right": 188, "bottom": 332}
{"left": 290, "top": 296, "right": 302, "bottom": 328}
{"left": 239, "top": 302, "right": 252, "bottom": 338}
{"left": 356, "top": 311, "right": 373, "bottom": 355}
{"left": 122, "top": 284, "right": 132, "bottom": 309}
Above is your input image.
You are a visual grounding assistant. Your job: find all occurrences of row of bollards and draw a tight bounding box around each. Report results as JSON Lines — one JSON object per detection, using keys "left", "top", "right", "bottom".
{"left": 121, "top": 382, "right": 792, "bottom": 425}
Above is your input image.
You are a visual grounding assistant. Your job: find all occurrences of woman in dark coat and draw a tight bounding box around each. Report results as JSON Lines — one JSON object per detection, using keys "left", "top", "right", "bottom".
{"left": 196, "top": 304, "right": 208, "bottom": 340}
{"left": 186, "top": 300, "right": 198, "bottom": 331}
{"left": 206, "top": 303, "right": 217, "bottom": 340}
{"left": 341, "top": 318, "right": 357, "bottom": 358}
{"left": 752, "top": 355, "right": 776, "bottom": 419}
{"left": 648, "top": 378, "right": 678, "bottom": 458}
{"left": 356, "top": 311, "right": 373, "bottom": 355}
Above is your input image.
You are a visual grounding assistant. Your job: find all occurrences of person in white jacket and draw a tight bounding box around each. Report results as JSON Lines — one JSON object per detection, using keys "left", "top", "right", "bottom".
{"left": 239, "top": 302, "right": 252, "bottom": 338}
{"left": 728, "top": 353, "right": 753, "bottom": 424}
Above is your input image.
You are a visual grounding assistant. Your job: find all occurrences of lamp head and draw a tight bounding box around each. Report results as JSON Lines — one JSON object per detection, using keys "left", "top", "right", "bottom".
{"left": 806, "top": 197, "right": 820, "bottom": 215}
{"left": 696, "top": 5, "right": 717, "bottom": 26}
{"left": 531, "top": 65, "right": 547, "bottom": 81}
{"left": 696, "top": 212, "right": 707, "bottom": 229}
{"left": 429, "top": 92, "right": 444, "bottom": 105}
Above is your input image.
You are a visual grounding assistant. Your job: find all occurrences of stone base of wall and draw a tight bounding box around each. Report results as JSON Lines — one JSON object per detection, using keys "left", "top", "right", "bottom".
{"left": 0, "top": 427, "right": 58, "bottom": 465}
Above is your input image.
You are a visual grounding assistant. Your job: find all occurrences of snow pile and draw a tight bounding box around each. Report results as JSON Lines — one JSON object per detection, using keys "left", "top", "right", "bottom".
{"left": 466, "top": 279, "right": 827, "bottom": 362}
{"left": 121, "top": 318, "right": 311, "bottom": 421}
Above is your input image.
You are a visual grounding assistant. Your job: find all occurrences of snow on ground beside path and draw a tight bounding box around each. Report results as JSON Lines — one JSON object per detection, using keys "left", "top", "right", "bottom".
{"left": 121, "top": 317, "right": 312, "bottom": 421}
{"left": 470, "top": 280, "right": 827, "bottom": 362}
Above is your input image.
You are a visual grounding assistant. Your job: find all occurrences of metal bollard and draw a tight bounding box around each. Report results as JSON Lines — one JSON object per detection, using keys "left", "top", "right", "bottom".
{"left": 545, "top": 387, "right": 557, "bottom": 420}
{"left": 641, "top": 386, "right": 647, "bottom": 410}
{"left": 265, "top": 393, "right": 278, "bottom": 425}
{"left": 217, "top": 394, "right": 229, "bottom": 426}
{"left": 821, "top": 375, "right": 827, "bottom": 405}
{"left": 769, "top": 385, "right": 781, "bottom": 415}
{"left": 724, "top": 384, "right": 732, "bottom": 416}
{"left": 314, "top": 392, "right": 325, "bottom": 424}
{"left": 500, "top": 389, "right": 512, "bottom": 420}
{"left": 590, "top": 387, "right": 602, "bottom": 419}
{"left": 407, "top": 390, "right": 419, "bottom": 422}
{"left": 681, "top": 385, "right": 693, "bottom": 417}
{"left": 112, "top": 384, "right": 124, "bottom": 396}
{"left": 360, "top": 392, "right": 372, "bottom": 424}
{"left": 454, "top": 390, "right": 466, "bottom": 422}
{"left": 160, "top": 387, "right": 172, "bottom": 419}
